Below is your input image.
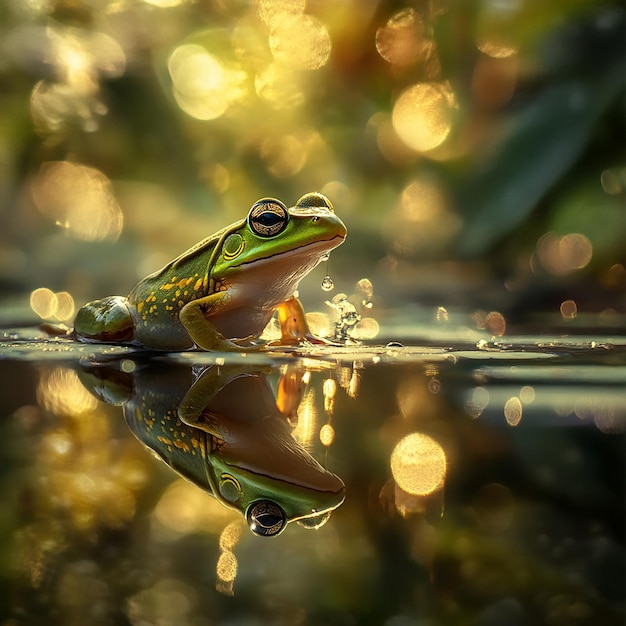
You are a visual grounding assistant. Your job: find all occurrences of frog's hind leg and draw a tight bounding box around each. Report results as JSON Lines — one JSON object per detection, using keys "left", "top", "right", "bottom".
{"left": 74, "top": 296, "right": 134, "bottom": 343}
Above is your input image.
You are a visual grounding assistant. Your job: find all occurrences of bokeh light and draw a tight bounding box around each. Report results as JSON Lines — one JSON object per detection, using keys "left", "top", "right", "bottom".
{"left": 504, "top": 396, "right": 523, "bottom": 426}
{"left": 31, "top": 161, "right": 123, "bottom": 242}
{"left": 153, "top": 479, "right": 237, "bottom": 535}
{"left": 319, "top": 423, "right": 335, "bottom": 447}
{"left": 30, "top": 287, "right": 75, "bottom": 322}
{"left": 375, "top": 8, "right": 438, "bottom": 70}
{"left": 269, "top": 14, "right": 331, "bottom": 71}
{"left": 390, "top": 433, "right": 447, "bottom": 496}
{"left": 392, "top": 82, "right": 457, "bottom": 153}
{"left": 560, "top": 299, "right": 578, "bottom": 320}
{"left": 532, "top": 232, "right": 593, "bottom": 276}
{"left": 37, "top": 368, "right": 98, "bottom": 416}
{"left": 168, "top": 44, "right": 246, "bottom": 121}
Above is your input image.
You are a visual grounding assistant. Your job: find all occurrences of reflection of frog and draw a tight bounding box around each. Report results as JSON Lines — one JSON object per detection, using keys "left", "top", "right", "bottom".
{"left": 78, "top": 361, "right": 345, "bottom": 536}
{"left": 75, "top": 193, "right": 346, "bottom": 350}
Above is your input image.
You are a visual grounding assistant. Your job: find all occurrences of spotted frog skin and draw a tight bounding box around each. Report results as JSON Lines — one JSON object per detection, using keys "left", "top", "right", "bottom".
{"left": 74, "top": 192, "right": 346, "bottom": 350}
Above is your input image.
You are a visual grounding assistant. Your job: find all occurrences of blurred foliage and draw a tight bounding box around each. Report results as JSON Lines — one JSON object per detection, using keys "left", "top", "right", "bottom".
{"left": 0, "top": 0, "right": 624, "bottom": 323}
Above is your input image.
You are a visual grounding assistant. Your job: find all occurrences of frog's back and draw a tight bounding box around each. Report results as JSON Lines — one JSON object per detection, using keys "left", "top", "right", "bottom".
{"left": 127, "top": 233, "right": 223, "bottom": 349}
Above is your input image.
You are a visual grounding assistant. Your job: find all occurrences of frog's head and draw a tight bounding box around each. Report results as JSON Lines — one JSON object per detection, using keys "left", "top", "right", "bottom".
{"left": 213, "top": 467, "right": 346, "bottom": 538}
{"left": 214, "top": 193, "right": 346, "bottom": 286}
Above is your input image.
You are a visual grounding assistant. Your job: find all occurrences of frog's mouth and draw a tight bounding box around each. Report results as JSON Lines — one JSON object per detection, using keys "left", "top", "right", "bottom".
{"left": 238, "top": 233, "right": 346, "bottom": 268}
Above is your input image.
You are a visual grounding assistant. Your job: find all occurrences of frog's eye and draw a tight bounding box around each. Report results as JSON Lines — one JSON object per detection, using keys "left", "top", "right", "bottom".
{"left": 294, "top": 192, "right": 334, "bottom": 213}
{"left": 248, "top": 199, "right": 289, "bottom": 237}
{"left": 246, "top": 500, "right": 287, "bottom": 537}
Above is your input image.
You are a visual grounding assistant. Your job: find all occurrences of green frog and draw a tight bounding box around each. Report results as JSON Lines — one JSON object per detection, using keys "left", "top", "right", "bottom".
{"left": 77, "top": 361, "right": 346, "bottom": 537}
{"left": 74, "top": 192, "right": 346, "bottom": 350}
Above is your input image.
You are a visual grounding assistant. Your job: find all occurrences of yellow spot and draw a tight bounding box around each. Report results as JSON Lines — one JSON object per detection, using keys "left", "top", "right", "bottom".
{"left": 174, "top": 440, "right": 190, "bottom": 452}
{"left": 137, "top": 302, "right": 144, "bottom": 313}
{"left": 390, "top": 433, "right": 446, "bottom": 495}
{"left": 194, "top": 278, "right": 203, "bottom": 291}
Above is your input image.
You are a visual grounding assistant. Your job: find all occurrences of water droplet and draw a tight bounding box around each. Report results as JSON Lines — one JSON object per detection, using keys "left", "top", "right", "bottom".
{"left": 386, "top": 341, "right": 404, "bottom": 348}
{"left": 476, "top": 339, "right": 489, "bottom": 350}
{"left": 321, "top": 275, "right": 334, "bottom": 291}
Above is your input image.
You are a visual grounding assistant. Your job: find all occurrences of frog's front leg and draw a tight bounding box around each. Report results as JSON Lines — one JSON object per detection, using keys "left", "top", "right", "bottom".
{"left": 178, "top": 364, "right": 273, "bottom": 430}
{"left": 179, "top": 292, "right": 253, "bottom": 351}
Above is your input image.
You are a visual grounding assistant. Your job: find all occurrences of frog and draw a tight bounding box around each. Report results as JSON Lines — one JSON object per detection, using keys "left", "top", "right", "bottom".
{"left": 74, "top": 192, "right": 346, "bottom": 351}
{"left": 77, "top": 360, "right": 346, "bottom": 537}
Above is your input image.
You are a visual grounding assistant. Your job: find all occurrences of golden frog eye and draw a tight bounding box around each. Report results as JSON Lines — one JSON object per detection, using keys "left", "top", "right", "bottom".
{"left": 247, "top": 198, "right": 289, "bottom": 237}
{"left": 246, "top": 500, "right": 287, "bottom": 537}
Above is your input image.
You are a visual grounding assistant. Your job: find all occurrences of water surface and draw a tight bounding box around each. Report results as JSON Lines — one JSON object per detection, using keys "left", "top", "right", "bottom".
{"left": 0, "top": 320, "right": 624, "bottom": 626}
